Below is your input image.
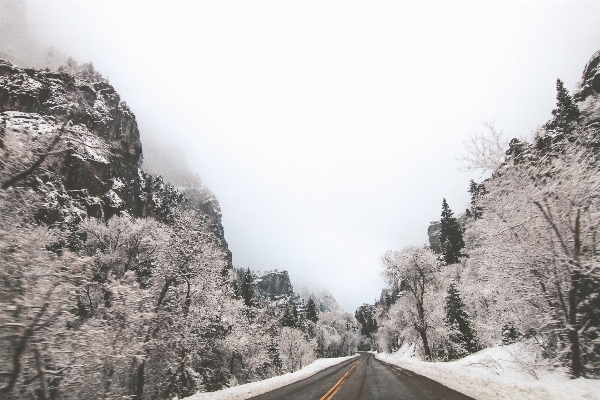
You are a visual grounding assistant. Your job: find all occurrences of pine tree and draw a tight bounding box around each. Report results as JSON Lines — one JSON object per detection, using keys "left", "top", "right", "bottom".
{"left": 545, "top": 78, "right": 580, "bottom": 133}
{"left": 241, "top": 268, "right": 254, "bottom": 307}
{"left": 467, "top": 180, "right": 486, "bottom": 220}
{"left": 281, "top": 302, "right": 298, "bottom": 328}
{"left": 501, "top": 323, "right": 521, "bottom": 345}
{"left": 306, "top": 298, "right": 319, "bottom": 323}
{"left": 355, "top": 304, "right": 378, "bottom": 338}
{"left": 444, "top": 283, "right": 479, "bottom": 359}
{"left": 440, "top": 199, "right": 465, "bottom": 265}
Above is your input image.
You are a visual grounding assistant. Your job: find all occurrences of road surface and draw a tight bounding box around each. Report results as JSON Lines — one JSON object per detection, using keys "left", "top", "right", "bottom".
{"left": 250, "top": 353, "right": 474, "bottom": 400}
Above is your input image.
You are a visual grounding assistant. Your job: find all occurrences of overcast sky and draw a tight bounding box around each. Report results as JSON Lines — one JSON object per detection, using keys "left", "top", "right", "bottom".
{"left": 17, "top": 1, "right": 600, "bottom": 312}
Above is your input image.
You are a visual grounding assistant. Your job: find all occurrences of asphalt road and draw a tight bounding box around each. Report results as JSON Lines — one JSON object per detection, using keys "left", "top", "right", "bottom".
{"left": 249, "top": 353, "right": 475, "bottom": 400}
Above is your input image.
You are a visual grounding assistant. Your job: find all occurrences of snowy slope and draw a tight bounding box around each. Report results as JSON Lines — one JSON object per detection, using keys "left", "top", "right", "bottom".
{"left": 376, "top": 344, "right": 600, "bottom": 400}
{"left": 183, "top": 355, "right": 358, "bottom": 400}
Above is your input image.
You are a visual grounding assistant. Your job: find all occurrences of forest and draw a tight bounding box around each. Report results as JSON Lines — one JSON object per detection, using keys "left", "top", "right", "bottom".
{"left": 2, "top": 13, "right": 600, "bottom": 399}
{"left": 373, "top": 71, "right": 600, "bottom": 379}
{"left": 0, "top": 59, "right": 359, "bottom": 400}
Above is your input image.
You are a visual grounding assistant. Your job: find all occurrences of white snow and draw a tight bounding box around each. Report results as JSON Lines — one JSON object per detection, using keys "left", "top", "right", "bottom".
{"left": 376, "top": 344, "right": 600, "bottom": 400}
{"left": 183, "top": 355, "right": 359, "bottom": 400}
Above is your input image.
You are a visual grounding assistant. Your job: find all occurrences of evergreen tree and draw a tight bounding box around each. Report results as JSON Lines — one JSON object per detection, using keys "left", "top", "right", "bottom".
{"left": 267, "top": 336, "right": 283, "bottom": 373}
{"left": 501, "top": 323, "right": 521, "bottom": 345}
{"left": 444, "top": 283, "right": 479, "bottom": 359}
{"left": 281, "top": 301, "right": 298, "bottom": 328}
{"left": 466, "top": 180, "right": 486, "bottom": 220}
{"left": 545, "top": 78, "right": 580, "bottom": 132}
{"left": 440, "top": 199, "right": 465, "bottom": 265}
{"left": 241, "top": 268, "right": 254, "bottom": 307}
{"left": 355, "top": 304, "right": 378, "bottom": 338}
{"left": 306, "top": 298, "right": 319, "bottom": 323}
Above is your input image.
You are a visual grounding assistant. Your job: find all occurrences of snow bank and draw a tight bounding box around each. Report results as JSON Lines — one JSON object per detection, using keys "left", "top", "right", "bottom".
{"left": 184, "top": 355, "right": 359, "bottom": 400}
{"left": 376, "top": 344, "right": 600, "bottom": 400}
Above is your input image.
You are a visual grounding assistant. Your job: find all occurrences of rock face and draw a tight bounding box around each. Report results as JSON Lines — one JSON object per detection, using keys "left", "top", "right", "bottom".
{"left": 298, "top": 286, "right": 343, "bottom": 313}
{"left": 0, "top": 59, "right": 231, "bottom": 266}
{"left": 236, "top": 268, "right": 344, "bottom": 312}
{"left": 574, "top": 49, "right": 600, "bottom": 134}
{"left": 428, "top": 220, "right": 442, "bottom": 253}
{"left": 254, "top": 270, "right": 295, "bottom": 300}
{"left": 0, "top": 59, "right": 141, "bottom": 217}
{"left": 575, "top": 49, "right": 600, "bottom": 102}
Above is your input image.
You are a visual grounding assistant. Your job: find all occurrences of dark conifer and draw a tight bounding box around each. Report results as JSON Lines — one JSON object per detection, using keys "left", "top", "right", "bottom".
{"left": 241, "top": 268, "right": 254, "bottom": 307}
{"left": 306, "top": 298, "right": 319, "bottom": 323}
{"left": 545, "top": 78, "right": 580, "bottom": 133}
{"left": 444, "top": 283, "right": 479, "bottom": 359}
{"left": 355, "top": 304, "right": 378, "bottom": 337}
{"left": 281, "top": 302, "right": 298, "bottom": 328}
{"left": 501, "top": 323, "right": 521, "bottom": 345}
{"left": 467, "top": 180, "right": 486, "bottom": 220}
{"left": 440, "top": 199, "right": 465, "bottom": 265}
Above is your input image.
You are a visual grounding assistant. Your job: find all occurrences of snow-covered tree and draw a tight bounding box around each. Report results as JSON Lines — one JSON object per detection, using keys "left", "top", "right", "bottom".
{"left": 465, "top": 125, "right": 600, "bottom": 377}
{"left": 279, "top": 327, "right": 315, "bottom": 372}
{"left": 315, "top": 312, "right": 359, "bottom": 358}
{"left": 381, "top": 246, "right": 440, "bottom": 360}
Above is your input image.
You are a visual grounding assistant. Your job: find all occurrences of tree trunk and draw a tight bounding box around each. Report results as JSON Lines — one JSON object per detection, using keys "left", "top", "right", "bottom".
{"left": 416, "top": 301, "right": 431, "bottom": 360}
{"left": 568, "top": 271, "right": 583, "bottom": 377}
{"left": 568, "top": 210, "right": 583, "bottom": 378}
{"left": 132, "top": 359, "right": 145, "bottom": 400}
{"left": 418, "top": 328, "right": 432, "bottom": 361}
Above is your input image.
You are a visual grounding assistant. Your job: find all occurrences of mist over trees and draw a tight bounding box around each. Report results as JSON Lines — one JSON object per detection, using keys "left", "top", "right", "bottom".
{"left": 0, "top": 0, "right": 70, "bottom": 70}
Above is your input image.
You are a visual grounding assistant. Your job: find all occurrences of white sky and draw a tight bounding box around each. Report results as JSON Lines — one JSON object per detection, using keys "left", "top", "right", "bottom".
{"left": 24, "top": 1, "right": 600, "bottom": 312}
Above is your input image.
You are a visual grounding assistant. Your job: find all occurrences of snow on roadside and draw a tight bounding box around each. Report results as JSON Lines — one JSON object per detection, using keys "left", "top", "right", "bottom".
{"left": 376, "top": 344, "right": 600, "bottom": 400}
{"left": 184, "top": 355, "right": 359, "bottom": 400}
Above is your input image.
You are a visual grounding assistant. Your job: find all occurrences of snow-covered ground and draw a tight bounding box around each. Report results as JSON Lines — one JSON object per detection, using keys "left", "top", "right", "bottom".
{"left": 183, "top": 355, "right": 359, "bottom": 400}
{"left": 376, "top": 343, "right": 600, "bottom": 400}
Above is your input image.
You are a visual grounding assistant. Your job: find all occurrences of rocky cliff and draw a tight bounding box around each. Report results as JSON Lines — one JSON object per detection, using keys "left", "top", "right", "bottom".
{"left": 0, "top": 59, "right": 231, "bottom": 265}
{"left": 575, "top": 49, "right": 600, "bottom": 103}
{"left": 236, "top": 267, "right": 343, "bottom": 313}
{"left": 298, "top": 286, "right": 343, "bottom": 313}
{"left": 574, "top": 49, "right": 600, "bottom": 133}
{"left": 254, "top": 270, "right": 295, "bottom": 301}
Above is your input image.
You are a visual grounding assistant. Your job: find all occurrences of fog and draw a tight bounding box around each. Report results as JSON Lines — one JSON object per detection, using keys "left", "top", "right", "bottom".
{"left": 3, "top": 1, "right": 600, "bottom": 312}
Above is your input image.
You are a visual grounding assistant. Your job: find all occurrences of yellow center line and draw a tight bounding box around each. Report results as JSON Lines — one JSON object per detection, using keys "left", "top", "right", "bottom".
{"left": 319, "top": 359, "right": 361, "bottom": 400}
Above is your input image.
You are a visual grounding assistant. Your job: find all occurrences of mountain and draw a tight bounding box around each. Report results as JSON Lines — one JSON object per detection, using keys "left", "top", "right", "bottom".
{"left": 254, "top": 269, "right": 295, "bottom": 301}
{"left": 297, "top": 286, "right": 344, "bottom": 314}
{"left": 234, "top": 268, "right": 343, "bottom": 313}
{"left": 0, "top": 59, "right": 231, "bottom": 264}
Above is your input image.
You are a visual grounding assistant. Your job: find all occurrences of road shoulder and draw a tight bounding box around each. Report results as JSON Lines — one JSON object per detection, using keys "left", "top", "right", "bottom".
{"left": 184, "top": 354, "right": 359, "bottom": 400}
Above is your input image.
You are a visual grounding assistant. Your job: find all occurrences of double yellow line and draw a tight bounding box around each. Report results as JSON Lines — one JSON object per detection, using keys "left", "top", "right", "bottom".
{"left": 319, "top": 359, "right": 361, "bottom": 400}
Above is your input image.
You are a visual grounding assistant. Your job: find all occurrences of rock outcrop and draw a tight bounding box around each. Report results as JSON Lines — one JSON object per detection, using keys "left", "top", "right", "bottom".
{"left": 0, "top": 59, "right": 141, "bottom": 216}
{"left": 298, "top": 286, "right": 343, "bottom": 313}
{"left": 574, "top": 49, "right": 600, "bottom": 134}
{"left": 575, "top": 49, "right": 600, "bottom": 102}
{"left": 0, "top": 59, "right": 232, "bottom": 266}
{"left": 254, "top": 270, "right": 295, "bottom": 301}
